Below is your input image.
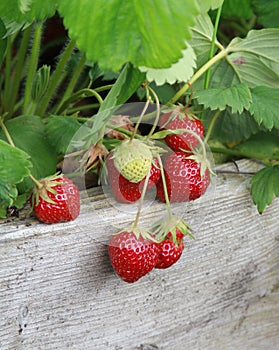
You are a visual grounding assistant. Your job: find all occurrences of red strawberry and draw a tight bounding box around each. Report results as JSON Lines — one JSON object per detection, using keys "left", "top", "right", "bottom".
{"left": 30, "top": 174, "right": 80, "bottom": 224}
{"left": 160, "top": 111, "right": 204, "bottom": 152}
{"left": 141, "top": 158, "right": 161, "bottom": 191}
{"left": 155, "top": 229, "right": 184, "bottom": 269}
{"left": 156, "top": 151, "right": 210, "bottom": 202}
{"left": 106, "top": 153, "right": 161, "bottom": 203}
{"left": 108, "top": 230, "right": 159, "bottom": 283}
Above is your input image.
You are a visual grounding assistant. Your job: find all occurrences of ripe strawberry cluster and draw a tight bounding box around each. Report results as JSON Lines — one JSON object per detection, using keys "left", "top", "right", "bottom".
{"left": 106, "top": 110, "right": 210, "bottom": 204}
{"left": 28, "top": 107, "right": 211, "bottom": 285}
{"left": 108, "top": 225, "right": 187, "bottom": 283}
{"left": 106, "top": 109, "right": 211, "bottom": 283}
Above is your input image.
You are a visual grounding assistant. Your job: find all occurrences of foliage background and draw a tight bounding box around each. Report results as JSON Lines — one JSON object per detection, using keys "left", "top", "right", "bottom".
{"left": 0, "top": 0, "right": 278, "bottom": 217}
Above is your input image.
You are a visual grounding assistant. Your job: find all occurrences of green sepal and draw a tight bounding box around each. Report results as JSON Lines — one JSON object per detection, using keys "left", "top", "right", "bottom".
{"left": 113, "top": 225, "right": 157, "bottom": 243}
{"left": 151, "top": 128, "right": 197, "bottom": 140}
{"left": 151, "top": 216, "right": 194, "bottom": 244}
{"left": 31, "top": 173, "right": 66, "bottom": 207}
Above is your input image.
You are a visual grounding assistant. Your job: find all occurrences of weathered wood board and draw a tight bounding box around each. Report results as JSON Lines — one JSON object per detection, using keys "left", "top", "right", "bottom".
{"left": 0, "top": 159, "right": 278, "bottom": 350}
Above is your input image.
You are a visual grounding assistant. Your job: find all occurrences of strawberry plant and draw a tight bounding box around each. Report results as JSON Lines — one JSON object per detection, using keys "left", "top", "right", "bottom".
{"left": 0, "top": 0, "right": 278, "bottom": 222}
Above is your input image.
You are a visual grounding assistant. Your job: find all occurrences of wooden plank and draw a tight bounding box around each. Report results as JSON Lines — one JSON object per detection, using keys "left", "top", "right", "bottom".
{"left": 0, "top": 159, "right": 278, "bottom": 350}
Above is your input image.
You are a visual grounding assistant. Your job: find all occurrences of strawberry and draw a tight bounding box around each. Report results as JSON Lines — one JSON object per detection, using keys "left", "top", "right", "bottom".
{"left": 30, "top": 174, "right": 80, "bottom": 224}
{"left": 108, "top": 230, "right": 159, "bottom": 283}
{"left": 155, "top": 229, "right": 184, "bottom": 269}
{"left": 112, "top": 138, "right": 153, "bottom": 183}
{"left": 160, "top": 110, "right": 204, "bottom": 152}
{"left": 156, "top": 151, "right": 210, "bottom": 202}
{"left": 105, "top": 153, "right": 161, "bottom": 203}
{"left": 140, "top": 157, "right": 161, "bottom": 191}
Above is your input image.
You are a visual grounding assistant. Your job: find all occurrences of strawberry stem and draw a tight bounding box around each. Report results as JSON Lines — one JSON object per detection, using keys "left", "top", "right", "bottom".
{"left": 204, "top": 109, "right": 221, "bottom": 143}
{"left": 132, "top": 165, "right": 151, "bottom": 229}
{"left": 0, "top": 117, "right": 15, "bottom": 147}
{"left": 105, "top": 125, "right": 142, "bottom": 139}
{"left": 185, "top": 129, "right": 207, "bottom": 159}
{"left": 29, "top": 173, "right": 43, "bottom": 189}
{"left": 130, "top": 86, "right": 151, "bottom": 141}
{"left": 204, "top": 4, "right": 223, "bottom": 90}
{"left": 184, "top": 83, "right": 194, "bottom": 109}
{"left": 55, "top": 88, "right": 104, "bottom": 115}
{"left": 178, "top": 128, "right": 215, "bottom": 176}
{"left": 147, "top": 85, "right": 161, "bottom": 138}
{"left": 157, "top": 155, "right": 173, "bottom": 219}
{"left": 167, "top": 48, "right": 228, "bottom": 105}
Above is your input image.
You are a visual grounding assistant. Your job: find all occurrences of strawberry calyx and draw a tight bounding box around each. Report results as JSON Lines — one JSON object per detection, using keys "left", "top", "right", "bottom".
{"left": 160, "top": 105, "right": 198, "bottom": 128}
{"left": 152, "top": 217, "right": 194, "bottom": 244}
{"left": 185, "top": 152, "right": 214, "bottom": 178}
{"left": 178, "top": 128, "right": 215, "bottom": 178}
{"left": 31, "top": 173, "right": 66, "bottom": 207}
{"left": 112, "top": 225, "right": 157, "bottom": 243}
{"left": 151, "top": 128, "right": 200, "bottom": 141}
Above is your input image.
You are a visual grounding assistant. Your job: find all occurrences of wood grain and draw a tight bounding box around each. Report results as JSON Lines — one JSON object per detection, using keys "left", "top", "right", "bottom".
{"left": 0, "top": 159, "right": 278, "bottom": 350}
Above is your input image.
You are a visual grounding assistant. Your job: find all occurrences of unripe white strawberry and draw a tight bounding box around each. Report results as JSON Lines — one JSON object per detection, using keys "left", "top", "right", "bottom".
{"left": 113, "top": 139, "right": 153, "bottom": 183}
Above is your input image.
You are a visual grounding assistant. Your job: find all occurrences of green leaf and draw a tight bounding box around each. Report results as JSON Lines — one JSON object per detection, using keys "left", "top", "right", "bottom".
{"left": 249, "top": 86, "right": 279, "bottom": 130}
{"left": 0, "top": 190, "right": 31, "bottom": 218}
{"left": 103, "top": 64, "right": 145, "bottom": 110}
{"left": 97, "top": 64, "right": 145, "bottom": 136}
{"left": 221, "top": 0, "right": 253, "bottom": 19}
{"left": 46, "top": 115, "right": 82, "bottom": 154}
{"left": 58, "top": 0, "right": 199, "bottom": 71}
{"left": 0, "top": 19, "right": 7, "bottom": 66}
{"left": 139, "top": 44, "right": 196, "bottom": 85}
{"left": 1, "top": 18, "right": 30, "bottom": 37}
{"left": 0, "top": 116, "right": 57, "bottom": 192}
{"left": 13, "top": 191, "right": 31, "bottom": 209}
{"left": 0, "top": 139, "right": 32, "bottom": 186}
{"left": 203, "top": 29, "right": 279, "bottom": 90}
{"left": 0, "top": 139, "right": 32, "bottom": 207}
{"left": 234, "top": 131, "right": 279, "bottom": 161}
{"left": 196, "top": 83, "right": 252, "bottom": 113}
{"left": 88, "top": 63, "right": 105, "bottom": 82}
{"left": 253, "top": 0, "right": 279, "bottom": 28}
{"left": 67, "top": 63, "right": 145, "bottom": 151}
{"left": 0, "top": 183, "right": 18, "bottom": 206}
{"left": 204, "top": 109, "right": 260, "bottom": 145}
{"left": 197, "top": 0, "right": 224, "bottom": 13}
{"left": 190, "top": 14, "right": 219, "bottom": 68}
{"left": 0, "top": 204, "right": 7, "bottom": 218}
{"left": 227, "top": 29, "right": 279, "bottom": 88}
{"left": 208, "top": 59, "right": 242, "bottom": 88}
{"left": 251, "top": 165, "right": 279, "bottom": 213}
{"left": 0, "top": 0, "right": 58, "bottom": 25}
